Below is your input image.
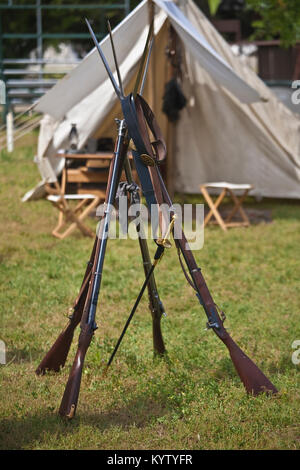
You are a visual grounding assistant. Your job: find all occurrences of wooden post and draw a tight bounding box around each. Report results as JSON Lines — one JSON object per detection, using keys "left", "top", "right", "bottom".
{"left": 6, "top": 110, "right": 14, "bottom": 153}
{"left": 147, "top": 0, "right": 156, "bottom": 112}
{"left": 165, "top": 24, "right": 178, "bottom": 199}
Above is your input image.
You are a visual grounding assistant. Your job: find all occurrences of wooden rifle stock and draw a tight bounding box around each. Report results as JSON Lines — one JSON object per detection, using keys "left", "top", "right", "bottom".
{"left": 177, "top": 233, "right": 278, "bottom": 395}
{"left": 59, "top": 324, "right": 94, "bottom": 418}
{"left": 151, "top": 308, "right": 166, "bottom": 356}
{"left": 158, "top": 170, "right": 278, "bottom": 395}
{"left": 35, "top": 241, "right": 97, "bottom": 375}
{"left": 142, "top": 251, "right": 166, "bottom": 356}
{"left": 136, "top": 219, "right": 166, "bottom": 356}
{"left": 35, "top": 280, "right": 89, "bottom": 375}
{"left": 223, "top": 335, "right": 277, "bottom": 395}
{"left": 123, "top": 93, "right": 278, "bottom": 396}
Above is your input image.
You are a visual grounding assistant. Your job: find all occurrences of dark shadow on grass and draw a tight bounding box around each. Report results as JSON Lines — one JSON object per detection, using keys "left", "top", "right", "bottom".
{"left": 268, "top": 354, "right": 298, "bottom": 374}
{"left": 177, "top": 194, "right": 300, "bottom": 222}
{"left": 80, "top": 395, "right": 169, "bottom": 432}
{"left": 6, "top": 347, "right": 45, "bottom": 365}
{"left": 0, "top": 392, "right": 170, "bottom": 450}
{"left": 0, "top": 412, "right": 78, "bottom": 450}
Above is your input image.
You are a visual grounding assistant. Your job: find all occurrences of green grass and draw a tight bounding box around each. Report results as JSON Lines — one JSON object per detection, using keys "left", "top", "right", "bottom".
{"left": 0, "top": 134, "right": 299, "bottom": 450}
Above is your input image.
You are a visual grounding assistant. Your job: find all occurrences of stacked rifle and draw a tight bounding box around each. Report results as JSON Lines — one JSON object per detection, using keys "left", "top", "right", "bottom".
{"left": 36, "top": 20, "right": 277, "bottom": 419}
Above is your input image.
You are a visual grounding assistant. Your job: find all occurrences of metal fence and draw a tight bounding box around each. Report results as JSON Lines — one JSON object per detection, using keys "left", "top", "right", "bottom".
{"left": 0, "top": 1, "right": 130, "bottom": 114}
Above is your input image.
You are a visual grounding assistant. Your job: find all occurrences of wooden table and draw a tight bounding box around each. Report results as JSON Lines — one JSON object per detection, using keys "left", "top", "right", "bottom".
{"left": 57, "top": 152, "right": 113, "bottom": 160}
{"left": 55, "top": 152, "right": 135, "bottom": 194}
{"left": 56, "top": 152, "right": 133, "bottom": 160}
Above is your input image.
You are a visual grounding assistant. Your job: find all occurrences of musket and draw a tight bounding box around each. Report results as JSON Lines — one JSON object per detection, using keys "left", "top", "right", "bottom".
{"left": 121, "top": 93, "right": 278, "bottom": 396}
{"left": 35, "top": 20, "right": 164, "bottom": 379}
{"left": 89, "top": 23, "right": 278, "bottom": 394}
{"left": 58, "top": 20, "right": 164, "bottom": 418}
{"left": 109, "top": 22, "right": 166, "bottom": 356}
{"left": 97, "top": 19, "right": 167, "bottom": 356}
{"left": 122, "top": 155, "right": 167, "bottom": 356}
{"left": 59, "top": 118, "right": 128, "bottom": 418}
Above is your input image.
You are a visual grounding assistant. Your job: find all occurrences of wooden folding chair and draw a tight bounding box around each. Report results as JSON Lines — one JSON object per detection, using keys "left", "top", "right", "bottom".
{"left": 45, "top": 151, "right": 136, "bottom": 239}
{"left": 45, "top": 164, "right": 105, "bottom": 240}
{"left": 200, "top": 182, "right": 253, "bottom": 232}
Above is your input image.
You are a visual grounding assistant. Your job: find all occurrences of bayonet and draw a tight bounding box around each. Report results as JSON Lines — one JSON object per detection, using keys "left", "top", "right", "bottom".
{"left": 133, "top": 20, "right": 154, "bottom": 98}
{"left": 86, "top": 18, "right": 154, "bottom": 102}
{"left": 107, "top": 20, "right": 125, "bottom": 98}
{"left": 139, "top": 38, "right": 154, "bottom": 96}
{"left": 85, "top": 18, "right": 122, "bottom": 100}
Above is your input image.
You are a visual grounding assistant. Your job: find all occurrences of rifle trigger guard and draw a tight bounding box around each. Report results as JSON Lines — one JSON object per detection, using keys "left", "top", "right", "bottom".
{"left": 205, "top": 319, "right": 220, "bottom": 331}
{"left": 205, "top": 303, "right": 227, "bottom": 331}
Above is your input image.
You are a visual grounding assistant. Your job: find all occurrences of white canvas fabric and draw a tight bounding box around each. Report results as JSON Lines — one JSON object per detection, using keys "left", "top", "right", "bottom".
{"left": 35, "top": 0, "right": 260, "bottom": 120}
{"left": 173, "top": 0, "right": 300, "bottom": 197}
{"left": 154, "top": 0, "right": 260, "bottom": 103}
{"left": 23, "top": 0, "right": 300, "bottom": 202}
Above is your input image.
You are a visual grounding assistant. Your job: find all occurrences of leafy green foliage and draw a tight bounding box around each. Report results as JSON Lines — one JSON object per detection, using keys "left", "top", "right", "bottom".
{"left": 207, "top": 0, "right": 222, "bottom": 16}
{"left": 246, "top": 0, "right": 300, "bottom": 47}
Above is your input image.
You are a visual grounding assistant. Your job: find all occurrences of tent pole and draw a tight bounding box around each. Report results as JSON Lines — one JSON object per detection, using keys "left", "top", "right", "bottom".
{"left": 147, "top": 0, "right": 156, "bottom": 112}
{"left": 165, "top": 23, "right": 177, "bottom": 199}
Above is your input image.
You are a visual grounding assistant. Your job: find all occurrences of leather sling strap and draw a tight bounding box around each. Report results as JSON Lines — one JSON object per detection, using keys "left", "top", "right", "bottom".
{"left": 121, "top": 95, "right": 157, "bottom": 209}
{"left": 121, "top": 93, "right": 196, "bottom": 288}
{"left": 153, "top": 147, "right": 197, "bottom": 291}
{"left": 121, "top": 94, "right": 169, "bottom": 240}
{"left": 134, "top": 94, "right": 166, "bottom": 166}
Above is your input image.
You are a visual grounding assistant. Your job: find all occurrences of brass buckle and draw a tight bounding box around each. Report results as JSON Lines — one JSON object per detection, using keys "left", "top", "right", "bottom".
{"left": 140, "top": 153, "right": 156, "bottom": 166}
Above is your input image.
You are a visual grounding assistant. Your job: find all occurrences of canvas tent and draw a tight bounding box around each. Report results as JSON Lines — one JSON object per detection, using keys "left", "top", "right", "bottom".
{"left": 23, "top": 0, "right": 300, "bottom": 202}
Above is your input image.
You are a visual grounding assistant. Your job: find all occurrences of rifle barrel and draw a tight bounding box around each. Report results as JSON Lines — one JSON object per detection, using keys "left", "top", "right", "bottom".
{"left": 58, "top": 121, "right": 128, "bottom": 419}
